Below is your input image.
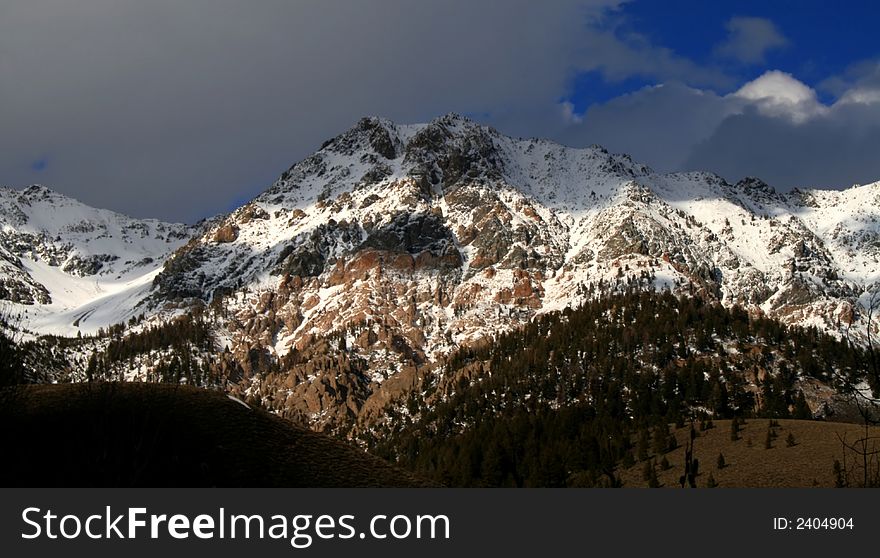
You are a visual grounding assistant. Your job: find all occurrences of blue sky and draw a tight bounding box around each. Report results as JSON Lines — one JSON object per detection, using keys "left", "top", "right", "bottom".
{"left": 553, "top": 0, "right": 880, "bottom": 191}
{"left": 568, "top": 0, "right": 880, "bottom": 108}
{"left": 2, "top": 1, "right": 880, "bottom": 222}
{"left": 624, "top": 0, "right": 875, "bottom": 79}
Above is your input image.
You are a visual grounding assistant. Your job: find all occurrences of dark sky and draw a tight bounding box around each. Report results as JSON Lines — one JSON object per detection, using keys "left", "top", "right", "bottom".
{"left": 2, "top": 0, "right": 880, "bottom": 223}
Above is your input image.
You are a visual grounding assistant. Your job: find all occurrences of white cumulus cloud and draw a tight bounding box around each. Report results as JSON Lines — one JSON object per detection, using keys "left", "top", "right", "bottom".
{"left": 733, "top": 70, "right": 826, "bottom": 122}
{"left": 558, "top": 68, "right": 880, "bottom": 189}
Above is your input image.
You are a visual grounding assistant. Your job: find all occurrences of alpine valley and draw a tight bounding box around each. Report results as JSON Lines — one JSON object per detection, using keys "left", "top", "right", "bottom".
{"left": 2, "top": 114, "right": 879, "bottom": 460}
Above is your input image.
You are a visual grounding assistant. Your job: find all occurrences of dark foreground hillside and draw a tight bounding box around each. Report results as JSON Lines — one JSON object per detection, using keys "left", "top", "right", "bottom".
{"left": 0, "top": 383, "right": 425, "bottom": 487}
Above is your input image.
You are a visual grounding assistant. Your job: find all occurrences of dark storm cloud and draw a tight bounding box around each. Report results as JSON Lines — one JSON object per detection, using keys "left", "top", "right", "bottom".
{"left": 684, "top": 100, "right": 880, "bottom": 189}
{"left": 3, "top": 2, "right": 877, "bottom": 221}
{"left": 558, "top": 67, "right": 880, "bottom": 189}
{"left": 556, "top": 82, "right": 738, "bottom": 171}
{"left": 1, "top": 0, "right": 625, "bottom": 222}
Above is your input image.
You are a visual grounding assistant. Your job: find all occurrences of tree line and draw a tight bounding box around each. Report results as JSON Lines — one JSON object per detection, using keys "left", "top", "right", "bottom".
{"left": 368, "top": 291, "right": 867, "bottom": 486}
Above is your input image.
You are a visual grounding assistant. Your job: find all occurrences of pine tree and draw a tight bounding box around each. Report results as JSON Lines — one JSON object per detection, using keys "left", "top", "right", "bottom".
{"left": 730, "top": 417, "right": 740, "bottom": 441}
{"left": 833, "top": 459, "right": 846, "bottom": 488}
{"left": 646, "top": 460, "right": 660, "bottom": 488}
{"left": 653, "top": 423, "right": 671, "bottom": 455}
{"left": 717, "top": 453, "right": 726, "bottom": 469}
{"left": 764, "top": 428, "right": 773, "bottom": 449}
{"left": 706, "top": 473, "right": 718, "bottom": 488}
{"left": 637, "top": 428, "right": 650, "bottom": 461}
{"left": 0, "top": 327, "right": 23, "bottom": 387}
{"left": 786, "top": 432, "right": 796, "bottom": 447}
{"left": 793, "top": 392, "right": 811, "bottom": 419}
{"left": 642, "top": 460, "right": 653, "bottom": 481}
{"left": 667, "top": 432, "right": 678, "bottom": 452}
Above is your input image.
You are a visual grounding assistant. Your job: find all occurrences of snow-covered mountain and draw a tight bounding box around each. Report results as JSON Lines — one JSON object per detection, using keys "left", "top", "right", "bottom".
{"left": 151, "top": 114, "right": 877, "bottom": 349}
{"left": 0, "top": 185, "right": 193, "bottom": 335}
{"left": 2, "top": 114, "right": 878, "bottom": 428}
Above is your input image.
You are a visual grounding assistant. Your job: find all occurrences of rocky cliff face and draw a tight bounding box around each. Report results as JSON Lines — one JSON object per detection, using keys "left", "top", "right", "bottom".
{"left": 3, "top": 114, "right": 879, "bottom": 432}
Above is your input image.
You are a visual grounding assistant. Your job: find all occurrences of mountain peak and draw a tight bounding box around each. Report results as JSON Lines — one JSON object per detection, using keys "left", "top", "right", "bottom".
{"left": 736, "top": 176, "right": 774, "bottom": 192}
{"left": 24, "top": 184, "right": 52, "bottom": 193}
{"left": 428, "top": 112, "right": 478, "bottom": 128}
{"left": 18, "top": 184, "right": 63, "bottom": 201}
{"left": 317, "top": 115, "right": 401, "bottom": 160}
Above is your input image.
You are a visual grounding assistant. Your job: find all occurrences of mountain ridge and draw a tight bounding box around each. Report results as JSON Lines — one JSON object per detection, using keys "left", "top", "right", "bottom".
{"left": 2, "top": 113, "right": 879, "bottom": 431}
{"left": 0, "top": 184, "right": 194, "bottom": 334}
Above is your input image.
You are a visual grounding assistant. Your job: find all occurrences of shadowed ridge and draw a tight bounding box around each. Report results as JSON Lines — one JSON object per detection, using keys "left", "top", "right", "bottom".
{"left": 1, "top": 383, "right": 429, "bottom": 487}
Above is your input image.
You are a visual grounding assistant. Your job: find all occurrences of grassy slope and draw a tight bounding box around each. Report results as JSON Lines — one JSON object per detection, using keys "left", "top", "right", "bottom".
{"left": 619, "top": 419, "right": 879, "bottom": 488}
{"left": 0, "top": 383, "right": 426, "bottom": 487}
